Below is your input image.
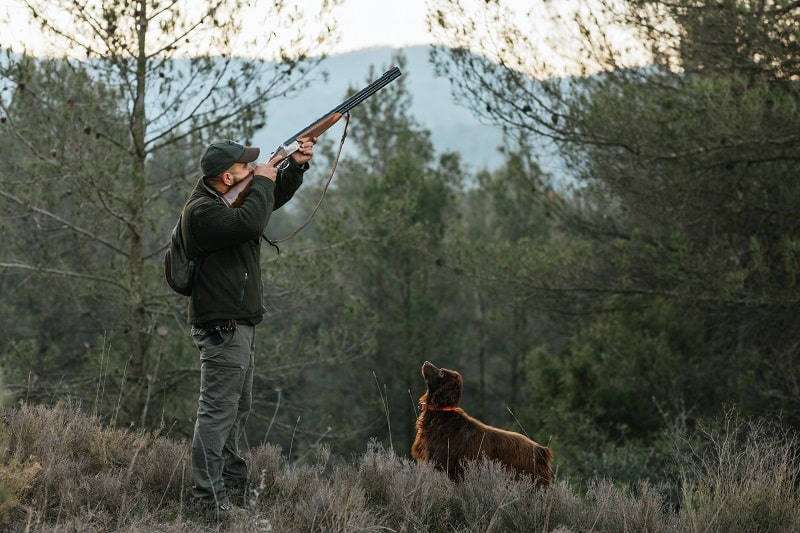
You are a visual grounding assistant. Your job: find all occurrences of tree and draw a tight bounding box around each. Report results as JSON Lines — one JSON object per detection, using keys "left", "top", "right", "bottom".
{"left": 0, "top": 0, "right": 341, "bottom": 426}
{"left": 438, "top": 141, "right": 566, "bottom": 426}
{"left": 252, "top": 56, "right": 472, "bottom": 457}
{"left": 335, "top": 60, "right": 467, "bottom": 453}
{"left": 426, "top": 0, "right": 800, "bottom": 460}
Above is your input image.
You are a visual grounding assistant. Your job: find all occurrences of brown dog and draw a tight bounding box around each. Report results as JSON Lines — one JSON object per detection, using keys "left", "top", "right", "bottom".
{"left": 411, "top": 361, "right": 553, "bottom": 486}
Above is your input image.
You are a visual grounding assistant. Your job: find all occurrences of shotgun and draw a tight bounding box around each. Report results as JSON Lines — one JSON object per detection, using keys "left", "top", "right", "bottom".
{"left": 222, "top": 66, "right": 402, "bottom": 207}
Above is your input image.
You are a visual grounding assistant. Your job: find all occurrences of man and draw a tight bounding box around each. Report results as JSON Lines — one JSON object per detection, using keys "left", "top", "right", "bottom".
{"left": 183, "top": 138, "right": 315, "bottom": 520}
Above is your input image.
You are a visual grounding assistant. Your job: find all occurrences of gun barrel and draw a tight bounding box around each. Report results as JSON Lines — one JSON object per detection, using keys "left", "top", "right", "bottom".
{"left": 282, "top": 66, "right": 401, "bottom": 146}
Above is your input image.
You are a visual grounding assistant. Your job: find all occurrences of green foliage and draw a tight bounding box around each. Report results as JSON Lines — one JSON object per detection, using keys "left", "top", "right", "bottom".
{"left": 0, "top": 368, "right": 9, "bottom": 409}
{"left": 551, "top": 301, "right": 696, "bottom": 437}
{"left": 260, "top": 55, "right": 475, "bottom": 457}
{"left": 0, "top": 57, "right": 135, "bottom": 410}
{"left": 430, "top": 1, "right": 800, "bottom": 482}
{"left": 1, "top": 0, "right": 339, "bottom": 431}
{"left": 559, "top": 61, "right": 800, "bottom": 426}
{"left": 5, "top": 3, "right": 800, "bottom": 515}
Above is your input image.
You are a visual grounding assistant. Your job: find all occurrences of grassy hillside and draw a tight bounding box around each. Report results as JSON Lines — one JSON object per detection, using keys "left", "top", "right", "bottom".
{"left": 1, "top": 402, "right": 798, "bottom": 531}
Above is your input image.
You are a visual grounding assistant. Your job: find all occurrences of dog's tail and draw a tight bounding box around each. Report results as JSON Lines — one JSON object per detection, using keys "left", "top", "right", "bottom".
{"left": 534, "top": 445, "right": 554, "bottom": 486}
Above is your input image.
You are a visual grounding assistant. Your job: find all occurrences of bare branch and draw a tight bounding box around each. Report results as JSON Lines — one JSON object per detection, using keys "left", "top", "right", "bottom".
{"left": 0, "top": 261, "right": 126, "bottom": 290}
{"left": 0, "top": 190, "right": 128, "bottom": 256}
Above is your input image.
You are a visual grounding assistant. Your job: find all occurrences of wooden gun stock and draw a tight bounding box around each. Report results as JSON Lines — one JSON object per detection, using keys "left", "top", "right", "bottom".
{"left": 222, "top": 66, "right": 402, "bottom": 208}
{"left": 222, "top": 179, "right": 251, "bottom": 208}
{"left": 221, "top": 153, "right": 287, "bottom": 208}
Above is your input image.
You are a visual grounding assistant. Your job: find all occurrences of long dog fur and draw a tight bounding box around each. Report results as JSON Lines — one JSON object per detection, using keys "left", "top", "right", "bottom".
{"left": 411, "top": 361, "right": 553, "bottom": 486}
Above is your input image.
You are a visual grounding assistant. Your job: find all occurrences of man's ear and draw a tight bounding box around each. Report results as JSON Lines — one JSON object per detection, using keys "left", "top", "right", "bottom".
{"left": 221, "top": 171, "right": 234, "bottom": 186}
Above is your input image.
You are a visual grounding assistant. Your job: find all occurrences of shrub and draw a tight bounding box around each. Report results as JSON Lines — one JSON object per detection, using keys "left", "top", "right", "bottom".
{"left": 1, "top": 402, "right": 798, "bottom": 532}
{"left": 676, "top": 409, "right": 800, "bottom": 533}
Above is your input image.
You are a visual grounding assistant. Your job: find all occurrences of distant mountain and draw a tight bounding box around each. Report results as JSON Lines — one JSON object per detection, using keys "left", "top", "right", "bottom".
{"left": 254, "top": 46, "right": 508, "bottom": 171}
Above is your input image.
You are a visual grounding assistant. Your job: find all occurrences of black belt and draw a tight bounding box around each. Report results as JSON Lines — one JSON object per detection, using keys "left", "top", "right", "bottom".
{"left": 195, "top": 320, "right": 238, "bottom": 346}
{"left": 197, "top": 319, "right": 238, "bottom": 332}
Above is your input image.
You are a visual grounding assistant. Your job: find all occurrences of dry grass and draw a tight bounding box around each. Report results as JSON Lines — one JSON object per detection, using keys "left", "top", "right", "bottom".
{"left": 676, "top": 410, "right": 800, "bottom": 533}
{"left": 1, "top": 402, "right": 798, "bottom": 532}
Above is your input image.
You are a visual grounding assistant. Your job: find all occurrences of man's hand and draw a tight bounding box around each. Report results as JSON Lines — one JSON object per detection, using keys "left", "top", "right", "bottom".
{"left": 258, "top": 137, "right": 316, "bottom": 181}
{"left": 291, "top": 137, "right": 317, "bottom": 165}
{"left": 254, "top": 161, "right": 278, "bottom": 182}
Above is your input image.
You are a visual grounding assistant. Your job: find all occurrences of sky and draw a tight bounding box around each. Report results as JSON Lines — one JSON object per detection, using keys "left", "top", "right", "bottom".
{"left": 0, "top": 0, "right": 647, "bottom": 78}
{"left": 326, "top": 0, "right": 443, "bottom": 53}
{"left": 0, "top": 0, "right": 500, "bottom": 56}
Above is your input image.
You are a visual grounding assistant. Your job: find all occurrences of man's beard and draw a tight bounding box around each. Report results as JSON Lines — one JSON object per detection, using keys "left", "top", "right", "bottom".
{"left": 234, "top": 168, "right": 255, "bottom": 185}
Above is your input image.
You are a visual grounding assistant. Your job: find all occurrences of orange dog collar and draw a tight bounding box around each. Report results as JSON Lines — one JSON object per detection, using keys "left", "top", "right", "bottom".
{"left": 421, "top": 403, "right": 458, "bottom": 412}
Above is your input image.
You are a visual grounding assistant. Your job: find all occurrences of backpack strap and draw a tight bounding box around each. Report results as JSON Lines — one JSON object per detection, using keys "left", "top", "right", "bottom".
{"left": 180, "top": 192, "right": 213, "bottom": 308}
{"left": 180, "top": 192, "right": 213, "bottom": 257}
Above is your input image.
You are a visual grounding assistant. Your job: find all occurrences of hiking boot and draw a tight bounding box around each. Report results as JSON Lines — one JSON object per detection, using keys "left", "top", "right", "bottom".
{"left": 190, "top": 498, "right": 235, "bottom": 523}
{"left": 227, "top": 487, "right": 247, "bottom": 507}
{"left": 224, "top": 478, "right": 248, "bottom": 507}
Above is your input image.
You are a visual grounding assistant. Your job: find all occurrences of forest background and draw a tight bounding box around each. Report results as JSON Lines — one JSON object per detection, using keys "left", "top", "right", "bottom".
{"left": 1, "top": 0, "right": 800, "bottom": 495}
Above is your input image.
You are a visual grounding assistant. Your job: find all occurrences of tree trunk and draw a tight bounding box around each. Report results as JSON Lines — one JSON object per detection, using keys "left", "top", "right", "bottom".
{"left": 127, "top": 0, "right": 149, "bottom": 424}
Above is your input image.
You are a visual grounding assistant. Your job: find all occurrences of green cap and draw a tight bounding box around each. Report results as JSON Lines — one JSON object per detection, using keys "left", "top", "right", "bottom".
{"left": 201, "top": 140, "right": 260, "bottom": 177}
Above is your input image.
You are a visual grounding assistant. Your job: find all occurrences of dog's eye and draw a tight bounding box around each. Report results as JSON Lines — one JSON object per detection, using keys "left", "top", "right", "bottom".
{"left": 438, "top": 370, "right": 444, "bottom": 378}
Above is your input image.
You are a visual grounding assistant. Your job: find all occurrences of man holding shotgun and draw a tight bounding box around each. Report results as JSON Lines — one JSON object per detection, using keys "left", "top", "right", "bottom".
{"left": 184, "top": 137, "right": 315, "bottom": 520}
{"left": 175, "top": 67, "right": 400, "bottom": 522}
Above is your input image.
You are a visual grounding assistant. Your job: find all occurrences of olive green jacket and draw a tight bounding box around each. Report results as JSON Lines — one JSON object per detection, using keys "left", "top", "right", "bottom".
{"left": 183, "top": 160, "right": 307, "bottom": 325}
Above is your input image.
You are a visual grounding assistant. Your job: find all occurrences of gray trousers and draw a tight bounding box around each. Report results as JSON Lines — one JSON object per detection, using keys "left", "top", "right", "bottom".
{"left": 190, "top": 323, "right": 255, "bottom": 504}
